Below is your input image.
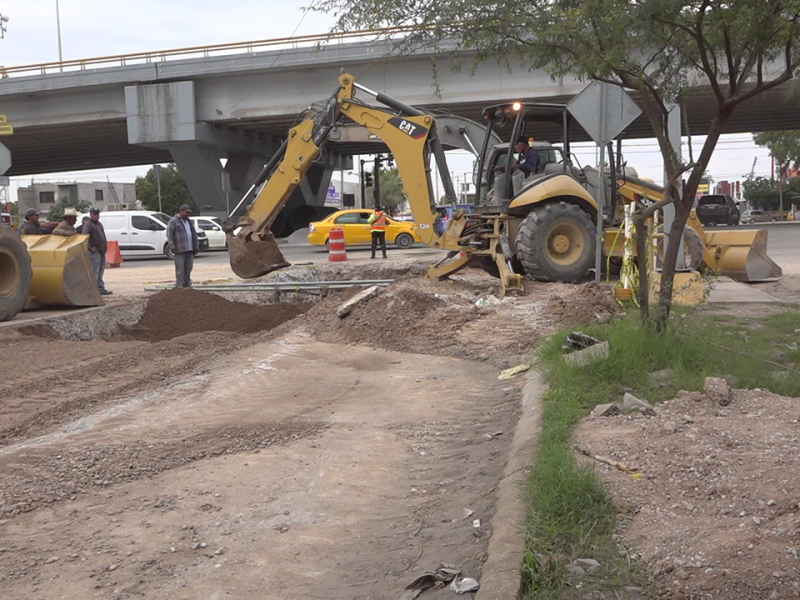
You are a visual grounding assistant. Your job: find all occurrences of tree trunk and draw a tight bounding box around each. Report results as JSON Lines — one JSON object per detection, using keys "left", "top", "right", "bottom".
{"left": 652, "top": 111, "right": 730, "bottom": 332}
{"left": 635, "top": 213, "right": 649, "bottom": 322}
{"left": 654, "top": 200, "right": 690, "bottom": 330}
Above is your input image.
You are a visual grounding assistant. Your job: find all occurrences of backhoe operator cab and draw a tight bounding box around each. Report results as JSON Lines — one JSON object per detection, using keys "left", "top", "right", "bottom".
{"left": 473, "top": 102, "right": 607, "bottom": 282}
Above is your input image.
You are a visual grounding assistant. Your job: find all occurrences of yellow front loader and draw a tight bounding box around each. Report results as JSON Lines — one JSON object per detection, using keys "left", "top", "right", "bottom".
{"left": 614, "top": 178, "right": 782, "bottom": 281}
{"left": 0, "top": 225, "right": 103, "bottom": 321}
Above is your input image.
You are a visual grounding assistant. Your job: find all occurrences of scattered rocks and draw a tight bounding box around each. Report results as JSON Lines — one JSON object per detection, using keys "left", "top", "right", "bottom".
{"left": 704, "top": 377, "right": 732, "bottom": 406}
{"left": 565, "top": 564, "right": 586, "bottom": 576}
{"left": 44, "top": 556, "right": 59, "bottom": 564}
{"left": 623, "top": 393, "right": 656, "bottom": 416}
{"left": 564, "top": 341, "right": 611, "bottom": 367}
{"left": 591, "top": 403, "right": 621, "bottom": 418}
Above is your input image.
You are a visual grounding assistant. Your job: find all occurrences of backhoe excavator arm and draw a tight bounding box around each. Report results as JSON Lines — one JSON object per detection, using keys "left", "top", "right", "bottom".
{"left": 226, "top": 72, "right": 522, "bottom": 293}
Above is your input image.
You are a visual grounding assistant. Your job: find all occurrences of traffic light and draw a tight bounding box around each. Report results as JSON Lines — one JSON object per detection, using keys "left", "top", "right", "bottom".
{"left": 364, "top": 172, "right": 373, "bottom": 187}
{"left": 386, "top": 154, "right": 394, "bottom": 168}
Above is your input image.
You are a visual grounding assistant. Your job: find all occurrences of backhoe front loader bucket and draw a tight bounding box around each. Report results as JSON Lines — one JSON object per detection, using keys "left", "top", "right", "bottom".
{"left": 227, "top": 231, "right": 290, "bottom": 279}
{"left": 22, "top": 234, "right": 104, "bottom": 309}
{"left": 702, "top": 229, "right": 782, "bottom": 282}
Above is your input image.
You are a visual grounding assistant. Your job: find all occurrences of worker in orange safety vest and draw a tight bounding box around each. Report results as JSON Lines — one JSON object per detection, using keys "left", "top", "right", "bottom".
{"left": 368, "top": 206, "right": 389, "bottom": 259}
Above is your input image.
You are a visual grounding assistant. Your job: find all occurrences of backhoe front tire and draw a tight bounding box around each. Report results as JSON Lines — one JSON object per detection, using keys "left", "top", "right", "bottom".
{"left": 516, "top": 202, "right": 596, "bottom": 282}
{"left": 0, "top": 226, "right": 33, "bottom": 321}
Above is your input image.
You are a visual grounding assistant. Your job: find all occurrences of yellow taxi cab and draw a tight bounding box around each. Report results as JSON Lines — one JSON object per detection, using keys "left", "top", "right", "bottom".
{"left": 308, "top": 209, "right": 421, "bottom": 248}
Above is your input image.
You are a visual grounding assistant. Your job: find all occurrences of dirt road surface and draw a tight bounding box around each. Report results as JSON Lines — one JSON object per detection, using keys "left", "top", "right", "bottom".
{"left": 1, "top": 266, "right": 567, "bottom": 599}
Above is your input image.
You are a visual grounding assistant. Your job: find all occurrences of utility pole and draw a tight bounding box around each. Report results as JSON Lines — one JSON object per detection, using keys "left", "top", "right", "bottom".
{"left": 0, "top": 13, "right": 9, "bottom": 39}
{"left": 153, "top": 165, "right": 163, "bottom": 213}
{"left": 373, "top": 155, "right": 381, "bottom": 208}
{"left": 359, "top": 159, "right": 364, "bottom": 208}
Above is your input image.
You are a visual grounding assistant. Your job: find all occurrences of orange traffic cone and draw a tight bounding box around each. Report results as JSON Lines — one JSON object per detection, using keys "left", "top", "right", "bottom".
{"left": 105, "top": 240, "right": 123, "bottom": 268}
{"left": 328, "top": 227, "right": 347, "bottom": 262}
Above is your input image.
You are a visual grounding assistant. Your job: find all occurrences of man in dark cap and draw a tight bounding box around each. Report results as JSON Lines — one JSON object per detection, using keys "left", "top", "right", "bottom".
{"left": 167, "top": 204, "right": 199, "bottom": 288}
{"left": 514, "top": 136, "right": 541, "bottom": 178}
{"left": 18, "top": 208, "right": 42, "bottom": 235}
{"left": 83, "top": 207, "right": 112, "bottom": 295}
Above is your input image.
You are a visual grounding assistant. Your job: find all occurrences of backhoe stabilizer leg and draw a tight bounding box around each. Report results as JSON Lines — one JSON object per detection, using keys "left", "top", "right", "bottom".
{"left": 493, "top": 253, "right": 524, "bottom": 295}
{"left": 426, "top": 252, "right": 473, "bottom": 283}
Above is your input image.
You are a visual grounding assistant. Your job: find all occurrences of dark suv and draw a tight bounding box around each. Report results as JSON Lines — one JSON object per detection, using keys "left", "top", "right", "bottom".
{"left": 696, "top": 195, "right": 740, "bottom": 226}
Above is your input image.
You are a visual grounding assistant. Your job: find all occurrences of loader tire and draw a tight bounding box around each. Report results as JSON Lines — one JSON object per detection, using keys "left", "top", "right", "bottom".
{"left": 0, "top": 226, "right": 33, "bottom": 321}
{"left": 516, "top": 202, "right": 596, "bottom": 282}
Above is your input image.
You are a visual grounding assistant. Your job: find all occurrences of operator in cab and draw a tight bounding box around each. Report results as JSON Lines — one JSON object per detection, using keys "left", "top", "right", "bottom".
{"left": 514, "top": 136, "right": 541, "bottom": 178}
{"left": 493, "top": 136, "right": 542, "bottom": 199}
{"left": 368, "top": 206, "right": 389, "bottom": 259}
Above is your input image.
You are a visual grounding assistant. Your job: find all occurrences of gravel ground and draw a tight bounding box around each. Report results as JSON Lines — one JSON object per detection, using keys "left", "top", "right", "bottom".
{"left": 576, "top": 384, "right": 800, "bottom": 599}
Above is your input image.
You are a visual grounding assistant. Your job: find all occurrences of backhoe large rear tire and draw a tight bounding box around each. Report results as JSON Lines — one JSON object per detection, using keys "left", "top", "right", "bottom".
{"left": 516, "top": 202, "right": 596, "bottom": 282}
{"left": 0, "top": 226, "right": 33, "bottom": 321}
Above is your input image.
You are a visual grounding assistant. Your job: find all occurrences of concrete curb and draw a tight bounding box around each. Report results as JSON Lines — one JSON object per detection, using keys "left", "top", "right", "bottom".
{"left": 476, "top": 369, "right": 546, "bottom": 600}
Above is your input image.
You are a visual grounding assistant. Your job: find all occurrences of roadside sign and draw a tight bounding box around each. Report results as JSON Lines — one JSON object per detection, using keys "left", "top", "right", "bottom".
{"left": 0, "top": 124, "right": 13, "bottom": 135}
{"left": 567, "top": 81, "right": 641, "bottom": 146}
{"left": 0, "top": 143, "right": 10, "bottom": 175}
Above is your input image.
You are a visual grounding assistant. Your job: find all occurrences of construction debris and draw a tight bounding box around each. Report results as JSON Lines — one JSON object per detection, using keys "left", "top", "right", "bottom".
{"left": 336, "top": 285, "right": 383, "bottom": 318}
{"left": 564, "top": 340, "right": 611, "bottom": 367}
{"left": 577, "top": 446, "right": 637, "bottom": 473}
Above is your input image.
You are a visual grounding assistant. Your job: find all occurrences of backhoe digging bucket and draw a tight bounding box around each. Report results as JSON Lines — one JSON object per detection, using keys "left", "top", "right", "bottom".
{"left": 22, "top": 234, "right": 104, "bottom": 309}
{"left": 228, "top": 232, "right": 290, "bottom": 279}
{"left": 703, "top": 229, "right": 782, "bottom": 282}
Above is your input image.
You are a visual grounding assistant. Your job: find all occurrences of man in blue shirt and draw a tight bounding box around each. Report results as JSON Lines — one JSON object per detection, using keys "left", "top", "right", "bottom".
{"left": 514, "top": 136, "right": 541, "bottom": 177}
{"left": 167, "top": 204, "right": 199, "bottom": 288}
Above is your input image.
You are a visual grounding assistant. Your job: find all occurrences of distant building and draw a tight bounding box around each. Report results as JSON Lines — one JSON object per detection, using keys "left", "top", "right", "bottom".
{"left": 17, "top": 181, "right": 138, "bottom": 214}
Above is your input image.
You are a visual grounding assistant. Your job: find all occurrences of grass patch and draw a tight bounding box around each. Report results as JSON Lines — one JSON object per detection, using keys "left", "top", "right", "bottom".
{"left": 522, "top": 308, "right": 800, "bottom": 598}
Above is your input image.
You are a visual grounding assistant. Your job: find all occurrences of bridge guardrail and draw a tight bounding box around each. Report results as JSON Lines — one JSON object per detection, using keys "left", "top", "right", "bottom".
{"left": 0, "top": 26, "right": 417, "bottom": 78}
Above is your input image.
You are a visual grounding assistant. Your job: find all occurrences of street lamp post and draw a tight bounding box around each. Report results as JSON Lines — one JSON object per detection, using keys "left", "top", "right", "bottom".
{"left": 56, "top": 0, "right": 63, "bottom": 66}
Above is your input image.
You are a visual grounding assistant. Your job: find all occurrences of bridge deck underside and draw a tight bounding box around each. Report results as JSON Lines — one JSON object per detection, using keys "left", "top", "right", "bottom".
{"left": 4, "top": 86, "right": 799, "bottom": 176}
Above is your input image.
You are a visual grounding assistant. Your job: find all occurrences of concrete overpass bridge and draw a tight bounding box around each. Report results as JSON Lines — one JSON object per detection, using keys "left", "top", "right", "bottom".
{"left": 2, "top": 29, "right": 799, "bottom": 219}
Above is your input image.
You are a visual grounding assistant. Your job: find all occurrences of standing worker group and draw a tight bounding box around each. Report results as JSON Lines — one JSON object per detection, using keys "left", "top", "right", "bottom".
{"left": 368, "top": 206, "right": 389, "bottom": 259}
{"left": 167, "top": 204, "right": 199, "bottom": 288}
{"left": 83, "top": 207, "right": 113, "bottom": 296}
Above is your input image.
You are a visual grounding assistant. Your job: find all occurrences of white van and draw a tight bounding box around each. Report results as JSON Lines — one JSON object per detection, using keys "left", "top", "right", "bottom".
{"left": 190, "top": 215, "right": 227, "bottom": 250}
{"left": 79, "top": 211, "right": 209, "bottom": 259}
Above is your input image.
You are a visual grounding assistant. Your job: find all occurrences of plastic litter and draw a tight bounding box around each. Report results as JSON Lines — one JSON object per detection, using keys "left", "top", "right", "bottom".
{"left": 450, "top": 577, "right": 480, "bottom": 594}
{"left": 498, "top": 364, "right": 530, "bottom": 380}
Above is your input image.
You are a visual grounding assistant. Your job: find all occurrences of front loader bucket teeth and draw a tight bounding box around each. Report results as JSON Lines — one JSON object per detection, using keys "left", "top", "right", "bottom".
{"left": 703, "top": 229, "right": 782, "bottom": 282}
{"left": 228, "top": 232, "right": 290, "bottom": 279}
{"left": 22, "top": 234, "right": 104, "bottom": 309}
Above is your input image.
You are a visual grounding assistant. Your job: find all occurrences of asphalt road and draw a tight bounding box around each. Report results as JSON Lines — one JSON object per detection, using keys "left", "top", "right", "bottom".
{"left": 125, "top": 221, "right": 798, "bottom": 272}
{"left": 121, "top": 241, "right": 447, "bottom": 269}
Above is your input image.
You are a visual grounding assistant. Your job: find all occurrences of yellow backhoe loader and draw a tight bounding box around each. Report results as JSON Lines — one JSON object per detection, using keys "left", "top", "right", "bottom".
{"left": 0, "top": 225, "right": 103, "bottom": 321}
{"left": 222, "top": 73, "right": 780, "bottom": 291}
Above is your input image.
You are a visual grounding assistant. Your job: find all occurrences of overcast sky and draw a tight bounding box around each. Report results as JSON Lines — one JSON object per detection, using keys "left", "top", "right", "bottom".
{"left": 0, "top": 0, "right": 776, "bottom": 203}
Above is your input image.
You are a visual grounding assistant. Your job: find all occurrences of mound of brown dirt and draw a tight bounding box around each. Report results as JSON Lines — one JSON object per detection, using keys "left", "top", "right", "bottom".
{"left": 129, "top": 288, "right": 313, "bottom": 342}
{"left": 576, "top": 387, "right": 800, "bottom": 599}
{"left": 303, "top": 278, "right": 618, "bottom": 365}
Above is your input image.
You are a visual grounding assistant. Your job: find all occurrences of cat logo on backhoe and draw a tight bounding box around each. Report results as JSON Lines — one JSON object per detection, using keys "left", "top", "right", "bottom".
{"left": 388, "top": 117, "right": 429, "bottom": 140}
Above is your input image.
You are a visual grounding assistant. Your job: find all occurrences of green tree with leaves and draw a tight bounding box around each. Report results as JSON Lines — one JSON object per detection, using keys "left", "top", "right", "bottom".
{"left": 317, "top": 0, "right": 800, "bottom": 330}
{"left": 753, "top": 131, "right": 800, "bottom": 210}
{"left": 47, "top": 196, "right": 91, "bottom": 221}
{"left": 378, "top": 168, "right": 406, "bottom": 212}
{"left": 135, "top": 164, "right": 196, "bottom": 216}
{"left": 743, "top": 176, "right": 780, "bottom": 210}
